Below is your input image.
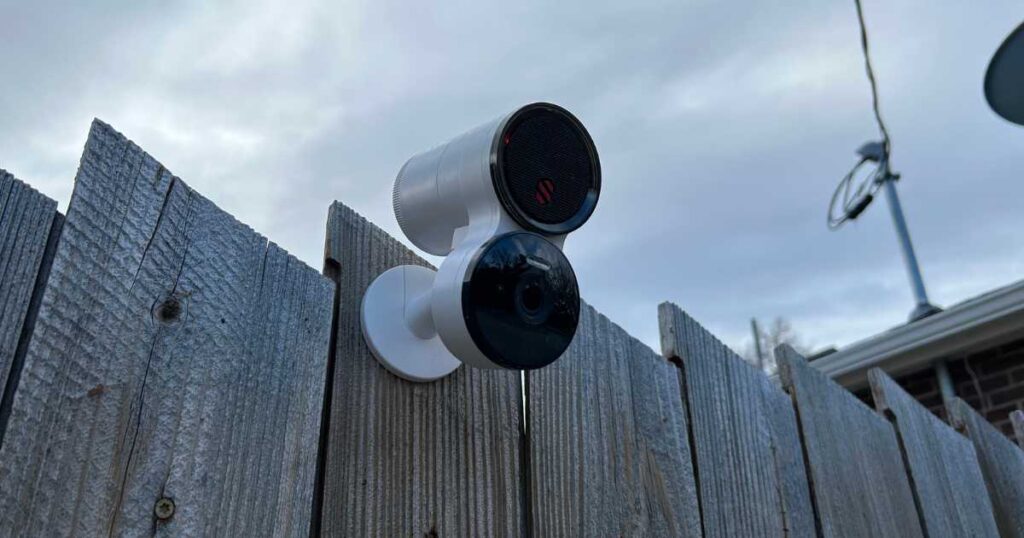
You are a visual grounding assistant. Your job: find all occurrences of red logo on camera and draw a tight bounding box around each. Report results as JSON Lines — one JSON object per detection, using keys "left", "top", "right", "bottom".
{"left": 535, "top": 179, "right": 554, "bottom": 205}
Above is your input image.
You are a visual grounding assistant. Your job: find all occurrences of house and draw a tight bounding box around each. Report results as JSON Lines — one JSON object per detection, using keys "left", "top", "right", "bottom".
{"left": 810, "top": 279, "right": 1024, "bottom": 437}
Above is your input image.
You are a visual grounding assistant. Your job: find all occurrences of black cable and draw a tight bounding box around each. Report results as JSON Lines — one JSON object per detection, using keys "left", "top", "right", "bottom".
{"left": 827, "top": 0, "right": 893, "bottom": 230}
{"left": 853, "top": 0, "right": 892, "bottom": 153}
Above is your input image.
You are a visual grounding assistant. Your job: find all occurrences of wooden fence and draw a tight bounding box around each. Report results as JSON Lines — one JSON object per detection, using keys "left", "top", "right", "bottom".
{"left": 1, "top": 120, "right": 1022, "bottom": 537}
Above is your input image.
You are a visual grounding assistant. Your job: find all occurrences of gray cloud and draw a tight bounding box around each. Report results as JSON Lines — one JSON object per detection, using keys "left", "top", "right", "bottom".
{"left": 2, "top": 0, "right": 1022, "bottom": 354}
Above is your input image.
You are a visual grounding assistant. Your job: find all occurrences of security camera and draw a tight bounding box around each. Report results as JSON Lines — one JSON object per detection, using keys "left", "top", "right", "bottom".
{"left": 361, "top": 102, "right": 601, "bottom": 382}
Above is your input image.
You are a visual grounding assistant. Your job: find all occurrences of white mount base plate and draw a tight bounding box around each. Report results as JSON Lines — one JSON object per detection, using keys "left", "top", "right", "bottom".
{"left": 361, "top": 265, "right": 461, "bottom": 382}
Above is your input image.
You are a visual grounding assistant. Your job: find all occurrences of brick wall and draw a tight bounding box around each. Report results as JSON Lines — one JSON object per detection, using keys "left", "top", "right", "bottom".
{"left": 855, "top": 337, "right": 1024, "bottom": 438}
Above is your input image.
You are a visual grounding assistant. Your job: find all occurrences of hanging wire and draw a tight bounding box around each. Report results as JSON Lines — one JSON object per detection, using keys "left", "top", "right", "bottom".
{"left": 827, "top": 0, "right": 895, "bottom": 230}
{"left": 854, "top": 0, "right": 891, "bottom": 153}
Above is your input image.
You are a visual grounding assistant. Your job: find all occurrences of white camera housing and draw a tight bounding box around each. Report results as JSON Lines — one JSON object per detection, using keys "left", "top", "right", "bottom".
{"left": 362, "top": 102, "right": 600, "bottom": 382}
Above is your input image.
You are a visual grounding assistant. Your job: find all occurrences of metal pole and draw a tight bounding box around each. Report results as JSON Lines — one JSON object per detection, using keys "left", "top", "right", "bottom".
{"left": 880, "top": 175, "right": 941, "bottom": 322}
{"left": 934, "top": 359, "right": 956, "bottom": 405}
{"left": 750, "top": 318, "right": 764, "bottom": 371}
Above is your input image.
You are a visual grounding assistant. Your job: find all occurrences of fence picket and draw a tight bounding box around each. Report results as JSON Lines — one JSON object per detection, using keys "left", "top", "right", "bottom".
{"left": 319, "top": 202, "right": 524, "bottom": 537}
{"left": 0, "top": 170, "right": 61, "bottom": 441}
{"left": 528, "top": 302, "right": 701, "bottom": 537}
{"left": 948, "top": 398, "right": 1024, "bottom": 537}
{"left": 658, "top": 303, "right": 815, "bottom": 538}
{"left": 869, "top": 368, "right": 999, "bottom": 537}
{"left": 1013, "top": 410, "right": 1024, "bottom": 449}
{"left": 777, "top": 345, "right": 923, "bottom": 538}
{"left": 0, "top": 121, "right": 333, "bottom": 537}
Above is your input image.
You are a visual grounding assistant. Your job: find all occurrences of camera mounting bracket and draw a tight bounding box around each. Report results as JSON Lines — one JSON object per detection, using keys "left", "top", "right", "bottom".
{"left": 361, "top": 265, "right": 461, "bottom": 382}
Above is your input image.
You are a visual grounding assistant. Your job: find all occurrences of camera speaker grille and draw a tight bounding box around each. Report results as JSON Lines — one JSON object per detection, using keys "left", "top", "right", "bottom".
{"left": 498, "top": 106, "right": 598, "bottom": 228}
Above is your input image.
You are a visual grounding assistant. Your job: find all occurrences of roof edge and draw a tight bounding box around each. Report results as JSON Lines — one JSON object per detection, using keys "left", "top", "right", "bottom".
{"left": 809, "top": 279, "right": 1024, "bottom": 389}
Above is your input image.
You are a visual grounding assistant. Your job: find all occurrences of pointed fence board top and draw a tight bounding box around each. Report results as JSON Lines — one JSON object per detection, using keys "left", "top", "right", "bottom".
{"left": 0, "top": 170, "right": 60, "bottom": 439}
{"left": 0, "top": 120, "right": 333, "bottom": 537}
{"left": 319, "top": 202, "right": 525, "bottom": 538}
{"left": 948, "top": 398, "right": 1024, "bottom": 538}
{"left": 869, "top": 368, "right": 999, "bottom": 538}
{"left": 658, "top": 303, "right": 814, "bottom": 538}
{"left": 529, "top": 301, "right": 701, "bottom": 537}
{"left": 777, "top": 345, "right": 924, "bottom": 538}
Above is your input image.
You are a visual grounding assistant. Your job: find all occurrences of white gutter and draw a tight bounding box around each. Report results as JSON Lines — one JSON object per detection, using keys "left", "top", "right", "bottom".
{"left": 809, "top": 280, "right": 1024, "bottom": 390}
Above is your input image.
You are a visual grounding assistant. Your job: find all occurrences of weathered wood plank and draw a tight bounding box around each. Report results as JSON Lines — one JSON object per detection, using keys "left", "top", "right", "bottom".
{"left": 0, "top": 120, "right": 333, "bottom": 537}
{"left": 0, "top": 170, "right": 61, "bottom": 440}
{"left": 868, "top": 368, "right": 999, "bottom": 538}
{"left": 776, "top": 345, "right": 923, "bottom": 538}
{"left": 1013, "top": 410, "right": 1024, "bottom": 449}
{"left": 948, "top": 398, "right": 1024, "bottom": 537}
{"left": 659, "top": 303, "right": 814, "bottom": 538}
{"left": 529, "top": 302, "right": 700, "bottom": 537}
{"left": 319, "top": 202, "right": 524, "bottom": 537}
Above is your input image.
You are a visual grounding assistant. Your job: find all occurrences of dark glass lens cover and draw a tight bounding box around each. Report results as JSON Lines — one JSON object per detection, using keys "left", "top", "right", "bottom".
{"left": 462, "top": 232, "right": 580, "bottom": 370}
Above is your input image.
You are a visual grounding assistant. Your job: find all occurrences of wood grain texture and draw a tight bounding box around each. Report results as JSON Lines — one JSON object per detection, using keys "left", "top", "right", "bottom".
{"left": 319, "top": 202, "right": 524, "bottom": 537}
{"left": 1013, "top": 410, "right": 1024, "bottom": 449}
{"left": 0, "top": 170, "right": 60, "bottom": 436}
{"left": 776, "top": 345, "right": 923, "bottom": 538}
{"left": 869, "top": 368, "right": 999, "bottom": 538}
{"left": 659, "top": 303, "right": 814, "bottom": 538}
{"left": 948, "top": 398, "right": 1024, "bottom": 538}
{"left": 529, "top": 302, "right": 700, "bottom": 537}
{"left": 0, "top": 120, "right": 333, "bottom": 537}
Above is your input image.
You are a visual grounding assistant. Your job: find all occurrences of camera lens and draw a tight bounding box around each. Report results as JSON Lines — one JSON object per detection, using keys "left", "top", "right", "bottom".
{"left": 514, "top": 274, "right": 556, "bottom": 327}
{"left": 462, "top": 232, "right": 580, "bottom": 370}
{"left": 518, "top": 279, "right": 544, "bottom": 313}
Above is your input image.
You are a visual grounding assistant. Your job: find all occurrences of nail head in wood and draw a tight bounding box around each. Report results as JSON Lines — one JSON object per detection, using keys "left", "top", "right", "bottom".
{"left": 153, "top": 497, "right": 175, "bottom": 520}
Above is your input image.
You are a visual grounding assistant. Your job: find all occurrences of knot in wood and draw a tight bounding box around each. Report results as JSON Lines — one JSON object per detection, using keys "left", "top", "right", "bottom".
{"left": 156, "top": 298, "right": 181, "bottom": 322}
{"left": 152, "top": 294, "right": 185, "bottom": 325}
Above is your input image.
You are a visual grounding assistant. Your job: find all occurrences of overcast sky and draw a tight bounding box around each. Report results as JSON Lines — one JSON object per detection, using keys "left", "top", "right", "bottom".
{"left": 3, "top": 0, "right": 1023, "bottom": 355}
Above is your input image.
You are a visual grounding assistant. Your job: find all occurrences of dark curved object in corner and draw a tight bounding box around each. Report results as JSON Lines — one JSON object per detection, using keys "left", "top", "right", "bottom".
{"left": 986, "top": 21, "right": 1024, "bottom": 126}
